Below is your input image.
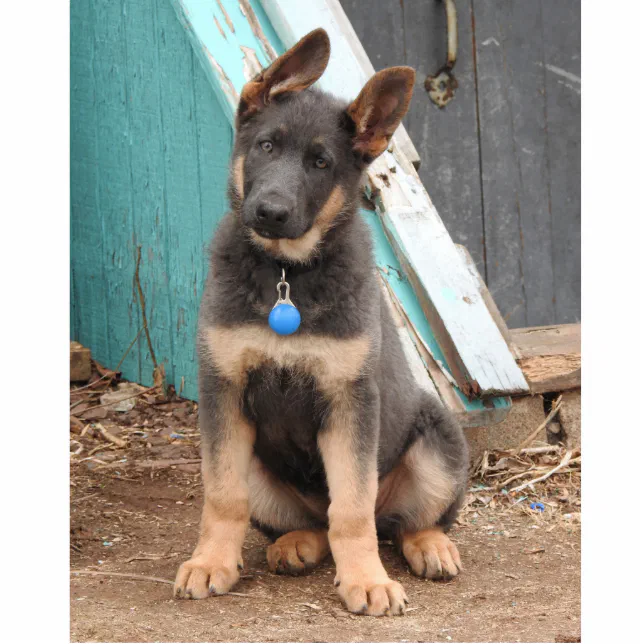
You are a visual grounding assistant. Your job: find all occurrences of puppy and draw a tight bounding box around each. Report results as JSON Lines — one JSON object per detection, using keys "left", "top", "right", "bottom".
{"left": 174, "top": 28, "right": 469, "bottom": 617}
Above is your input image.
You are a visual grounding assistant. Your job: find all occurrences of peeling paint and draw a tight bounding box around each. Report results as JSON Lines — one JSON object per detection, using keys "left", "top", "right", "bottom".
{"left": 238, "top": 0, "right": 277, "bottom": 62}
{"left": 213, "top": 15, "right": 226, "bottom": 39}
{"left": 537, "top": 62, "right": 581, "bottom": 85}
{"left": 216, "top": 0, "right": 235, "bottom": 33}
{"left": 556, "top": 79, "right": 581, "bottom": 96}
{"left": 240, "top": 45, "right": 263, "bottom": 80}
{"left": 482, "top": 36, "right": 500, "bottom": 47}
{"left": 205, "top": 48, "right": 239, "bottom": 103}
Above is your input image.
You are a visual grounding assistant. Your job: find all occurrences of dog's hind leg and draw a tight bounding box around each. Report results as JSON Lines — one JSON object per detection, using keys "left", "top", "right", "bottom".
{"left": 377, "top": 393, "right": 469, "bottom": 581}
{"left": 247, "top": 457, "right": 331, "bottom": 575}
{"left": 267, "top": 530, "right": 330, "bottom": 576}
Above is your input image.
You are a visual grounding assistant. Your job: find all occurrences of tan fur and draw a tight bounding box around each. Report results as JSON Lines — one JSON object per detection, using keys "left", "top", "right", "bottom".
{"left": 174, "top": 391, "right": 255, "bottom": 599}
{"left": 401, "top": 528, "right": 463, "bottom": 580}
{"left": 233, "top": 155, "right": 245, "bottom": 199}
{"left": 249, "top": 456, "right": 328, "bottom": 531}
{"left": 204, "top": 323, "right": 371, "bottom": 393}
{"left": 376, "top": 439, "right": 456, "bottom": 531}
{"left": 268, "top": 71, "right": 317, "bottom": 98}
{"left": 318, "top": 410, "right": 408, "bottom": 616}
{"left": 249, "top": 186, "right": 345, "bottom": 262}
{"left": 266, "top": 529, "right": 330, "bottom": 575}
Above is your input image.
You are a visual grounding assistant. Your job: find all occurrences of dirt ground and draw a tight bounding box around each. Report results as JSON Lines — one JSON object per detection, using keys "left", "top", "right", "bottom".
{"left": 70, "top": 382, "right": 581, "bottom": 643}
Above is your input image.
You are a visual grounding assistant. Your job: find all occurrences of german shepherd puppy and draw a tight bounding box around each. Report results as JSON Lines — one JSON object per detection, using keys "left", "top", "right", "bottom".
{"left": 174, "top": 28, "right": 469, "bottom": 617}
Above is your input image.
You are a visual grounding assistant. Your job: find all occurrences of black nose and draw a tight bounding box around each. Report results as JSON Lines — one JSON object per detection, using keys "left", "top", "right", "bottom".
{"left": 256, "top": 201, "right": 291, "bottom": 228}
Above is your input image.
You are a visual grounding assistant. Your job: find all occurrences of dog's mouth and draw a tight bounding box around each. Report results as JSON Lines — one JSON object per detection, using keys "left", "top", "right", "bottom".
{"left": 251, "top": 225, "right": 305, "bottom": 241}
{"left": 252, "top": 227, "right": 282, "bottom": 240}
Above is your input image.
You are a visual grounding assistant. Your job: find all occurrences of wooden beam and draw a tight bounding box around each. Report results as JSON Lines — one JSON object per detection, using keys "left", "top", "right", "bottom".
{"left": 364, "top": 207, "right": 511, "bottom": 427}
{"left": 368, "top": 150, "right": 529, "bottom": 398}
{"left": 455, "top": 245, "right": 513, "bottom": 350}
{"left": 510, "top": 324, "right": 581, "bottom": 394}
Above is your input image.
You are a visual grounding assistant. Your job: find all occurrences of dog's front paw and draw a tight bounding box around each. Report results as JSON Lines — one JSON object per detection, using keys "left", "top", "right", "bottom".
{"left": 174, "top": 553, "right": 242, "bottom": 600}
{"left": 334, "top": 566, "right": 408, "bottom": 617}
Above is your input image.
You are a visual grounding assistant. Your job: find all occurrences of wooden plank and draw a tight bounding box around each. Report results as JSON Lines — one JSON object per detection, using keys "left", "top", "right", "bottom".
{"left": 368, "top": 149, "right": 529, "bottom": 398}
{"left": 510, "top": 324, "right": 581, "bottom": 394}
{"left": 70, "top": 0, "right": 111, "bottom": 371}
{"left": 511, "top": 324, "right": 580, "bottom": 359}
{"left": 363, "top": 207, "right": 511, "bottom": 427}
{"left": 125, "top": 0, "right": 172, "bottom": 388}
{"left": 541, "top": 0, "right": 581, "bottom": 324}
{"left": 337, "top": 0, "right": 405, "bottom": 70}
{"left": 154, "top": 0, "right": 207, "bottom": 390}
{"left": 473, "top": 0, "right": 557, "bottom": 328}
{"left": 93, "top": 0, "right": 142, "bottom": 377}
{"left": 259, "top": 0, "right": 420, "bottom": 168}
{"left": 455, "top": 244, "right": 512, "bottom": 350}
{"left": 378, "top": 276, "right": 440, "bottom": 401}
{"left": 168, "top": 0, "right": 281, "bottom": 121}
{"left": 260, "top": 0, "right": 528, "bottom": 399}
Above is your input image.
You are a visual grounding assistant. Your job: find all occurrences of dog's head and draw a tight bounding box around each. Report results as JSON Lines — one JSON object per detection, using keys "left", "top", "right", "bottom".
{"left": 229, "top": 28, "right": 415, "bottom": 263}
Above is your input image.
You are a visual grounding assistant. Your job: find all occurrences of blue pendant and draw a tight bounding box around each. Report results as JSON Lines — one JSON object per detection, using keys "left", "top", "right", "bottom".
{"left": 269, "top": 269, "right": 301, "bottom": 335}
{"left": 269, "top": 303, "right": 301, "bottom": 335}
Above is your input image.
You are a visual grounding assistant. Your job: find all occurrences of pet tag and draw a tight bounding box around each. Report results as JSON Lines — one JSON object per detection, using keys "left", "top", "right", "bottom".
{"left": 268, "top": 268, "right": 301, "bottom": 336}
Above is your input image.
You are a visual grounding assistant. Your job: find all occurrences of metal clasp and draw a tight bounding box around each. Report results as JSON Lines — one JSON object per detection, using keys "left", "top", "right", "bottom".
{"left": 425, "top": 0, "right": 458, "bottom": 108}
{"left": 273, "top": 268, "right": 294, "bottom": 308}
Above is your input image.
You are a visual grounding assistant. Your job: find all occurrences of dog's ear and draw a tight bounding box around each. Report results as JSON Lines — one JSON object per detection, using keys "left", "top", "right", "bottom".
{"left": 237, "top": 28, "right": 330, "bottom": 124}
{"left": 346, "top": 66, "right": 415, "bottom": 162}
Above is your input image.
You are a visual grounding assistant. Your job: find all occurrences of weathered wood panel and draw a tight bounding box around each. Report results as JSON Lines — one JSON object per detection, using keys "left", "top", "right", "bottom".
{"left": 541, "top": 0, "right": 581, "bottom": 324}
{"left": 93, "top": 0, "right": 142, "bottom": 378}
{"left": 473, "top": 0, "right": 555, "bottom": 328}
{"left": 510, "top": 323, "right": 581, "bottom": 394}
{"left": 124, "top": 0, "right": 171, "bottom": 387}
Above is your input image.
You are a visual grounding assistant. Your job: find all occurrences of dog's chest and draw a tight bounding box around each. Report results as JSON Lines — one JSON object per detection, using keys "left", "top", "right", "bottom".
{"left": 204, "top": 324, "right": 370, "bottom": 391}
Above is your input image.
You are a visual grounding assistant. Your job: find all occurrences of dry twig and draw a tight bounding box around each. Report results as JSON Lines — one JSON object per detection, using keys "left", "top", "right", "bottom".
{"left": 77, "top": 386, "right": 158, "bottom": 416}
{"left": 511, "top": 449, "right": 574, "bottom": 493}
{"left": 95, "top": 423, "right": 128, "bottom": 448}
{"left": 70, "top": 570, "right": 250, "bottom": 596}
{"left": 71, "top": 570, "right": 173, "bottom": 585}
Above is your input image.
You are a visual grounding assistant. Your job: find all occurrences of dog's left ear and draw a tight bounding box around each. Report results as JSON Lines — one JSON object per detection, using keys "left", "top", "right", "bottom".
{"left": 237, "top": 28, "right": 331, "bottom": 124}
{"left": 346, "top": 66, "right": 415, "bottom": 162}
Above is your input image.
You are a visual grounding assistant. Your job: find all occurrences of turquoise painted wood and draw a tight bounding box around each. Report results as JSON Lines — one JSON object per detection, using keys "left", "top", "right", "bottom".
{"left": 71, "top": 0, "right": 238, "bottom": 400}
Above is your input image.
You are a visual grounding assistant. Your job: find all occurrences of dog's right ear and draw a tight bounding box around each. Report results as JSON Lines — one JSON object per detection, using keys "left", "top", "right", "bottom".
{"left": 237, "top": 28, "right": 331, "bottom": 125}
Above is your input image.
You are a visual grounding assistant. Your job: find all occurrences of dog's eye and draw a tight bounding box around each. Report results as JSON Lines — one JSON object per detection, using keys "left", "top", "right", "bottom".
{"left": 260, "top": 141, "right": 273, "bottom": 153}
{"left": 315, "top": 158, "right": 328, "bottom": 169}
